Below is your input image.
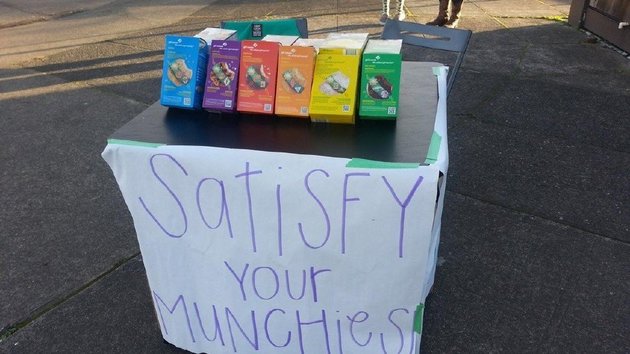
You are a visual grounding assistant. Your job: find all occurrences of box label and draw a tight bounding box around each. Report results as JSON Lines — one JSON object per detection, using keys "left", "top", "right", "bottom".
{"left": 252, "top": 24, "right": 263, "bottom": 38}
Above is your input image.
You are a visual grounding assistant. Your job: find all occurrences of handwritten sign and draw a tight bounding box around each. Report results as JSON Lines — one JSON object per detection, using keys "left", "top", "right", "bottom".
{"left": 103, "top": 144, "right": 439, "bottom": 353}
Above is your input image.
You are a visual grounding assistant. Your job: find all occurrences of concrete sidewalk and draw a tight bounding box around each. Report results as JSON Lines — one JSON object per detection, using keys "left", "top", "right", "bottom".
{"left": 1, "top": 0, "right": 628, "bottom": 352}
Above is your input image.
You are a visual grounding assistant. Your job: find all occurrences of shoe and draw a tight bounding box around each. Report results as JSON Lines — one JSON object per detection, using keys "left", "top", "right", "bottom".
{"left": 395, "top": 10, "right": 406, "bottom": 21}
{"left": 379, "top": 12, "right": 389, "bottom": 25}
{"left": 394, "top": 0, "right": 406, "bottom": 21}
{"left": 426, "top": 0, "right": 449, "bottom": 26}
{"left": 445, "top": 1, "right": 462, "bottom": 28}
{"left": 444, "top": 18, "right": 459, "bottom": 28}
{"left": 426, "top": 16, "right": 448, "bottom": 26}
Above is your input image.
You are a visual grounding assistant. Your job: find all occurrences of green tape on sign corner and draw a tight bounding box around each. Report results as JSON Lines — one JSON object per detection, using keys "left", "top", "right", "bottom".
{"left": 424, "top": 131, "right": 442, "bottom": 164}
{"left": 346, "top": 158, "right": 419, "bottom": 169}
{"left": 413, "top": 303, "right": 425, "bottom": 334}
{"left": 107, "top": 139, "right": 165, "bottom": 148}
{"left": 432, "top": 66, "right": 448, "bottom": 77}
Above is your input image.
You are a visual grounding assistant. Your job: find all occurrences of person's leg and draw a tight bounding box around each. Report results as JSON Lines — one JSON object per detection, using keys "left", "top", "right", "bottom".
{"left": 394, "top": 0, "right": 406, "bottom": 21}
{"left": 426, "top": 0, "right": 449, "bottom": 26}
{"left": 379, "top": 0, "right": 390, "bottom": 25}
{"left": 445, "top": 0, "right": 463, "bottom": 28}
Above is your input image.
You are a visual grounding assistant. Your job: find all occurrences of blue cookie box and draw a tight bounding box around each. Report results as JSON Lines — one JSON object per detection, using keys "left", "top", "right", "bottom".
{"left": 160, "top": 35, "right": 208, "bottom": 109}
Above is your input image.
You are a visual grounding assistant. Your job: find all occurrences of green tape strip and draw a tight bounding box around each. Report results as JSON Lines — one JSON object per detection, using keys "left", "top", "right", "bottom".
{"left": 346, "top": 158, "right": 419, "bottom": 169}
{"left": 413, "top": 303, "right": 425, "bottom": 334}
{"left": 432, "top": 66, "right": 449, "bottom": 77}
{"left": 107, "top": 139, "right": 165, "bottom": 148}
{"left": 424, "top": 131, "right": 442, "bottom": 164}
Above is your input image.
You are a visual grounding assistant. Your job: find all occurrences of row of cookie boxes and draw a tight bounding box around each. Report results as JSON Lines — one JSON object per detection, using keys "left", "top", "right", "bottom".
{"left": 160, "top": 33, "right": 402, "bottom": 123}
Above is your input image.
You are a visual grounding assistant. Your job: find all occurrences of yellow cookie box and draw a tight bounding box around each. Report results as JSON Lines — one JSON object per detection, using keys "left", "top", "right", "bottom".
{"left": 309, "top": 33, "right": 368, "bottom": 124}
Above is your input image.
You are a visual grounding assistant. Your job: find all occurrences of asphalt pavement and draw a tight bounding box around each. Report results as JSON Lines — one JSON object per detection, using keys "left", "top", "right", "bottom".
{"left": 0, "top": 0, "right": 628, "bottom": 352}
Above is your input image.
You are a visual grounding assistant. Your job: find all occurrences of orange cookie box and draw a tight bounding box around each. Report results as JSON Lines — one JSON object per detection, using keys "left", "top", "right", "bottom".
{"left": 274, "top": 45, "right": 317, "bottom": 118}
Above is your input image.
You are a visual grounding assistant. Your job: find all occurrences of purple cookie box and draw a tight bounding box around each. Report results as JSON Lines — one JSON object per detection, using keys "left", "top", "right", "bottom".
{"left": 202, "top": 40, "right": 241, "bottom": 112}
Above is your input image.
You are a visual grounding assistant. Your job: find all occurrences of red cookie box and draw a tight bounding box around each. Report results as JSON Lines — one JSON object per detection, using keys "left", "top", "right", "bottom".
{"left": 236, "top": 40, "right": 280, "bottom": 115}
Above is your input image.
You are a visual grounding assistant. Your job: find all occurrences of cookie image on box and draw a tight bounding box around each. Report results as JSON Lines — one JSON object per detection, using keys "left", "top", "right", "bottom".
{"left": 366, "top": 75, "right": 392, "bottom": 100}
{"left": 209, "top": 62, "right": 235, "bottom": 87}
{"left": 167, "top": 59, "right": 193, "bottom": 86}
{"left": 319, "top": 71, "right": 349, "bottom": 95}
{"left": 281, "top": 68, "right": 306, "bottom": 94}
{"left": 246, "top": 64, "right": 268, "bottom": 89}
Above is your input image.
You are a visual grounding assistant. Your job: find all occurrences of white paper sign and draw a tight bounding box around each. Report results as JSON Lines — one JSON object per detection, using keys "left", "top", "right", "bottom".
{"left": 103, "top": 144, "right": 439, "bottom": 354}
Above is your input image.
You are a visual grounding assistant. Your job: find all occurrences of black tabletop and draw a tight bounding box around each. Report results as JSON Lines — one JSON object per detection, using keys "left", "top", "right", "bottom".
{"left": 110, "top": 61, "right": 440, "bottom": 163}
